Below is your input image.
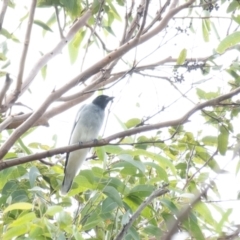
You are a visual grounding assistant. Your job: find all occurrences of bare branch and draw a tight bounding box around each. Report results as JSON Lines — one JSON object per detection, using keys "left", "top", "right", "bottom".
{"left": 0, "top": 115, "right": 14, "bottom": 132}
{"left": 4, "top": 9, "right": 92, "bottom": 109}
{"left": 1, "top": 85, "right": 240, "bottom": 168}
{"left": 0, "top": 0, "right": 8, "bottom": 31}
{"left": 38, "top": 158, "right": 55, "bottom": 166}
{"left": 86, "top": 24, "right": 111, "bottom": 52}
{"left": 143, "top": 0, "right": 171, "bottom": 34}
{"left": 114, "top": 185, "right": 169, "bottom": 240}
{"left": 55, "top": 6, "right": 64, "bottom": 39}
{"left": 124, "top": 0, "right": 145, "bottom": 42}
{"left": 14, "top": 0, "right": 37, "bottom": 98}
{"left": 0, "top": 0, "right": 196, "bottom": 160}
{"left": 135, "top": 0, "right": 150, "bottom": 39}
{"left": 0, "top": 73, "right": 12, "bottom": 107}
{"left": 217, "top": 226, "right": 240, "bottom": 240}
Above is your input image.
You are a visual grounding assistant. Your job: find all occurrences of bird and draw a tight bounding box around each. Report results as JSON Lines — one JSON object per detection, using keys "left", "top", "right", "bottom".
{"left": 61, "top": 95, "right": 114, "bottom": 195}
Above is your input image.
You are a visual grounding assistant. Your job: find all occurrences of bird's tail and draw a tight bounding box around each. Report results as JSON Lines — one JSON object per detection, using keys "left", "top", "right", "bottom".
{"left": 60, "top": 174, "right": 73, "bottom": 195}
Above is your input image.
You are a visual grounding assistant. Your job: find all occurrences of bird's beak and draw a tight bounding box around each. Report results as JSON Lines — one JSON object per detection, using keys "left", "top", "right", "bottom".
{"left": 108, "top": 96, "right": 114, "bottom": 101}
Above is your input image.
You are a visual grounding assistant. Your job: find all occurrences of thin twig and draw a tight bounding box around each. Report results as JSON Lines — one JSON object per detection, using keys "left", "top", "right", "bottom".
{"left": 14, "top": 0, "right": 37, "bottom": 97}
{"left": 138, "top": 0, "right": 149, "bottom": 36}
{"left": 80, "top": 0, "right": 105, "bottom": 72}
{"left": 114, "top": 185, "right": 169, "bottom": 240}
{"left": 86, "top": 24, "right": 111, "bottom": 52}
{"left": 0, "top": 73, "right": 12, "bottom": 106}
{"left": 182, "top": 149, "right": 218, "bottom": 190}
{"left": 38, "top": 158, "right": 54, "bottom": 166}
{"left": 123, "top": 0, "right": 145, "bottom": 43}
{"left": 55, "top": 6, "right": 64, "bottom": 39}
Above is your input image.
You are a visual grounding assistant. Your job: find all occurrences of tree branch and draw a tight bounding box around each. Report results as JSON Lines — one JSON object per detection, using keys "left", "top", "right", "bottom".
{"left": 14, "top": 0, "right": 37, "bottom": 99}
{"left": 1, "top": 85, "right": 240, "bottom": 168}
{"left": 0, "top": 73, "right": 12, "bottom": 107}
{"left": 0, "top": 0, "right": 196, "bottom": 160}
{"left": 55, "top": 6, "right": 64, "bottom": 39}
{"left": 162, "top": 186, "right": 209, "bottom": 240}
{"left": 114, "top": 185, "right": 169, "bottom": 240}
{"left": 3, "top": 9, "right": 92, "bottom": 110}
{"left": 0, "top": 0, "right": 8, "bottom": 31}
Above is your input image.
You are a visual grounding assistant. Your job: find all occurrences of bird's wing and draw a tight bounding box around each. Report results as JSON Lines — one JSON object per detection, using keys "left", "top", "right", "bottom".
{"left": 65, "top": 104, "right": 86, "bottom": 170}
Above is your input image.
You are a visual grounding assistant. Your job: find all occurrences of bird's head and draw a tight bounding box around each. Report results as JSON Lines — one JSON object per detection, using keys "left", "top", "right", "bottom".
{"left": 92, "top": 95, "right": 114, "bottom": 109}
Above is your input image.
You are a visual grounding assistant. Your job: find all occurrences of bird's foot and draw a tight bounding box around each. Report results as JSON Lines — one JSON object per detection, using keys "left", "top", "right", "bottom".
{"left": 79, "top": 141, "right": 83, "bottom": 145}
{"left": 93, "top": 138, "right": 98, "bottom": 144}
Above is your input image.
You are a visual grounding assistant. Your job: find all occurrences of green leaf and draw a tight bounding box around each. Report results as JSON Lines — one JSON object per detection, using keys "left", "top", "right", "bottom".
{"left": 216, "top": 209, "right": 232, "bottom": 233}
{"left": 122, "top": 149, "right": 176, "bottom": 175}
{"left": 118, "top": 154, "right": 145, "bottom": 174}
{"left": 17, "top": 137, "right": 32, "bottom": 154}
{"left": 143, "top": 225, "right": 162, "bottom": 237}
{"left": 105, "top": 145, "right": 123, "bottom": 154}
{"left": 106, "top": 0, "right": 122, "bottom": 21}
{"left": 177, "top": 48, "right": 187, "bottom": 65}
{"left": 101, "top": 197, "right": 118, "bottom": 213}
{"left": 0, "top": 28, "right": 19, "bottom": 42}
{"left": 95, "top": 146, "right": 106, "bottom": 162}
{"left": 227, "top": 0, "right": 240, "bottom": 13}
{"left": 3, "top": 225, "right": 28, "bottom": 240}
{"left": 183, "top": 213, "right": 204, "bottom": 240}
{"left": 217, "top": 31, "right": 240, "bottom": 54}
{"left": 56, "top": 211, "right": 72, "bottom": 228}
{"left": 194, "top": 202, "right": 217, "bottom": 227}
{"left": 103, "top": 186, "right": 123, "bottom": 206}
{"left": 45, "top": 206, "right": 63, "bottom": 216}
{"left": 233, "top": 15, "right": 240, "bottom": 25}
{"left": 160, "top": 199, "right": 178, "bottom": 214}
{"left": 202, "top": 19, "right": 210, "bottom": 42}
{"left": 9, "top": 212, "right": 36, "bottom": 227}
{"left": 144, "top": 162, "right": 168, "bottom": 181}
{"left": 0, "top": 52, "right": 7, "bottom": 61}
{"left": 82, "top": 211, "right": 100, "bottom": 231}
{"left": 4, "top": 202, "right": 32, "bottom": 213}
{"left": 125, "top": 226, "right": 140, "bottom": 240}
{"left": 218, "top": 126, "right": 229, "bottom": 155}
{"left": 71, "top": 175, "right": 93, "bottom": 194}
{"left": 103, "top": 26, "right": 116, "bottom": 36}
{"left": 128, "top": 185, "right": 155, "bottom": 197}
{"left": 202, "top": 136, "right": 217, "bottom": 146}
{"left": 34, "top": 20, "right": 53, "bottom": 32}
{"left": 125, "top": 118, "right": 141, "bottom": 128}
{"left": 41, "top": 64, "right": 47, "bottom": 80}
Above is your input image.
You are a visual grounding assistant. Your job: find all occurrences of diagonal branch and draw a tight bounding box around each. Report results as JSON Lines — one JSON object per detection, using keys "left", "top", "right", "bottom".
{"left": 1, "top": 85, "right": 240, "bottom": 169}
{"left": 0, "top": 0, "right": 196, "bottom": 160}
{"left": 0, "top": 73, "right": 12, "bottom": 107}
{"left": 114, "top": 185, "right": 169, "bottom": 240}
{"left": 55, "top": 6, "right": 64, "bottom": 39}
{"left": 0, "top": 0, "right": 8, "bottom": 31}
{"left": 162, "top": 186, "right": 209, "bottom": 240}
{"left": 14, "top": 0, "right": 37, "bottom": 98}
{"left": 3, "top": 9, "right": 92, "bottom": 110}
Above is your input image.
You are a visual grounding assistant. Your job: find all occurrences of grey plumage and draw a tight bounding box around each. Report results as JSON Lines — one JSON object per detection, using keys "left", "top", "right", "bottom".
{"left": 61, "top": 95, "right": 114, "bottom": 195}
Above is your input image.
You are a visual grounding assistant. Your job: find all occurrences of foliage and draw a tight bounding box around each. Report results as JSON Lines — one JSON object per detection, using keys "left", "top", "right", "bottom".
{"left": 0, "top": 0, "right": 240, "bottom": 239}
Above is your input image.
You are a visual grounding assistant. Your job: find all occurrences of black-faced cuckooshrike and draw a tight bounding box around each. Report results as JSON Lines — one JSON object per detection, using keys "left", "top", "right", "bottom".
{"left": 61, "top": 95, "right": 114, "bottom": 195}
